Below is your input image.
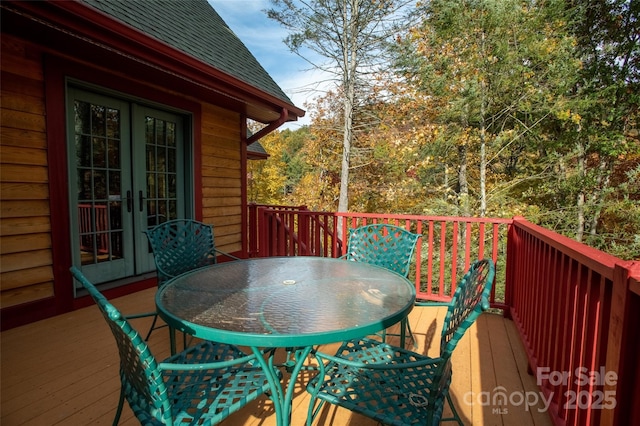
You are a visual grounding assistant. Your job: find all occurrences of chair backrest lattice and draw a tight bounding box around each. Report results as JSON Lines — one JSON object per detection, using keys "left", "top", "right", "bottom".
{"left": 307, "top": 259, "right": 496, "bottom": 426}
{"left": 344, "top": 224, "right": 420, "bottom": 277}
{"left": 440, "top": 259, "right": 495, "bottom": 359}
{"left": 145, "top": 219, "right": 217, "bottom": 286}
{"left": 70, "top": 266, "right": 172, "bottom": 424}
{"left": 429, "top": 259, "right": 495, "bottom": 405}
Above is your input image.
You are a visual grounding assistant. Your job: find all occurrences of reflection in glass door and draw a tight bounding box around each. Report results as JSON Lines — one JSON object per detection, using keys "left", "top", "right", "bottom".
{"left": 75, "top": 102, "right": 124, "bottom": 264}
{"left": 144, "top": 114, "right": 179, "bottom": 227}
{"left": 133, "top": 106, "right": 186, "bottom": 274}
{"left": 70, "top": 92, "right": 132, "bottom": 284}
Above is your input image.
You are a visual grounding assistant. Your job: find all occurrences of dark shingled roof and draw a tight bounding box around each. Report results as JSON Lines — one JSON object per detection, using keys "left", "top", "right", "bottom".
{"left": 82, "top": 0, "right": 293, "bottom": 105}
{"left": 247, "top": 141, "right": 269, "bottom": 159}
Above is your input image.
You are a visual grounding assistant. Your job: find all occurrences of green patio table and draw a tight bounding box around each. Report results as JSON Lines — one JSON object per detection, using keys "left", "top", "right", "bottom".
{"left": 156, "top": 256, "right": 415, "bottom": 426}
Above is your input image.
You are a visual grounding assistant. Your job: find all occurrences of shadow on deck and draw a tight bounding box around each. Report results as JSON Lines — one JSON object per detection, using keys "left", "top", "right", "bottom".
{"left": 1, "top": 287, "right": 552, "bottom": 425}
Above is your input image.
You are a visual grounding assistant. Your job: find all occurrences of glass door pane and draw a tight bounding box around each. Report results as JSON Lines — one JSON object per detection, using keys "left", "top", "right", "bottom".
{"left": 75, "top": 102, "right": 123, "bottom": 264}
{"left": 132, "top": 105, "right": 186, "bottom": 276}
{"left": 68, "top": 89, "right": 134, "bottom": 285}
{"left": 145, "top": 115, "right": 179, "bottom": 226}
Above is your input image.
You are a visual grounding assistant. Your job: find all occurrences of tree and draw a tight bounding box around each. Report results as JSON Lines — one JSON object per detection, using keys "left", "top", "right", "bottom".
{"left": 266, "top": 0, "right": 415, "bottom": 220}
{"left": 394, "top": 0, "right": 582, "bottom": 218}
{"left": 514, "top": 0, "right": 640, "bottom": 258}
{"left": 391, "top": 0, "right": 639, "bottom": 257}
{"left": 289, "top": 91, "right": 344, "bottom": 209}
{"left": 557, "top": 0, "right": 640, "bottom": 245}
{"left": 257, "top": 0, "right": 639, "bottom": 259}
{"left": 247, "top": 131, "right": 288, "bottom": 204}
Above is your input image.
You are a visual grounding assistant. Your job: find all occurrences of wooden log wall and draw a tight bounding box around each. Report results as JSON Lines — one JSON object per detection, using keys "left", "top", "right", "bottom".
{"left": 200, "top": 103, "right": 244, "bottom": 254}
{"left": 0, "top": 34, "right": 54, "bottom": 308}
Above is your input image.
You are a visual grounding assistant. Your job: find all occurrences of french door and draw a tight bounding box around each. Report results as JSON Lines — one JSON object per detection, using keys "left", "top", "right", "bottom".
{"left": 67, "top": 88, "right": 190, "bottom": 287}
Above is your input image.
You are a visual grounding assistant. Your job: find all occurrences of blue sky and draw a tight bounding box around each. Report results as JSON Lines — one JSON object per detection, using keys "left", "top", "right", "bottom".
{"left": 210, "top": 0, "right": 327, "bottom": 129}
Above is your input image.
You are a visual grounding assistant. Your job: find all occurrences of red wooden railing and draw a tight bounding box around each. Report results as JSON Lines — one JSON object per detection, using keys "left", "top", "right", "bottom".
{"left": 78, "top": 203, "right": 110, "bottom": 254}
{"left": 336, "top": 212, "right": 512, "bottom": 308}
{"left": 508, "top": 218, "right": 640, "bottom": 426}
{"left": 248, "top": 204, "right": 342, "bottom": 258}
{"left": 247, "top": 204, "right": 639, "bottom": 425}
{"left": 249, "top": 204, "right": 511, "bottom": 306}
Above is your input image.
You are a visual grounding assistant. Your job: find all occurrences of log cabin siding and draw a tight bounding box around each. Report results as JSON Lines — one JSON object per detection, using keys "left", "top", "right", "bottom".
{"left": 0, "top": 34, "right": 54, "bottom": 309}
{"left": 200, "top": 104, "right": 243, "bottom": 254}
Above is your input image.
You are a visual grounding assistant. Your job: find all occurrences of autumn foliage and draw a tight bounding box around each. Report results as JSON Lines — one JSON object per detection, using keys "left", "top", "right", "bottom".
{"left": 256, "top": 0, "right": 639, "bottom": 260}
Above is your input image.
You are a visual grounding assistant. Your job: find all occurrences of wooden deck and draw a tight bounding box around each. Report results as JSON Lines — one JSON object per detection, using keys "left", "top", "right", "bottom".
{"left": 1, "top": 288, "right": 553, "bottom": 425}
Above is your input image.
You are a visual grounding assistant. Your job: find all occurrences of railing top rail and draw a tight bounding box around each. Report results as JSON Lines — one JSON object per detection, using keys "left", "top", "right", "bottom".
{"left": 512, "top": 216, "right": 636, "bottom": 279}
{"left": 337, "top": 212, "right": 513, "bottom": 224}
{"left": 251, "top": 203, "right": 308, "bottom": 210}
{"left": 256, "top": 208, "right": 513, "bottom": 225}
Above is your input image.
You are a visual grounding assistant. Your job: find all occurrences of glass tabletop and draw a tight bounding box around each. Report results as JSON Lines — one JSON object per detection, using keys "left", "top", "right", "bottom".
{"left": 156, "top": 257, "right": 416, "bottom": 347}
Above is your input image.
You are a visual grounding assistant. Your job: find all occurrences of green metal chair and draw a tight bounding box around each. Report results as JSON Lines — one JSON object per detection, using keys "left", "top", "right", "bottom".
{"left": 306, "top": 259, "right": 495, "bottom": 426}
{"left": 342, "top": 224, "right": 421, "bottom": 346}
{"left": 133, "top": 219, "right": 240, "bottom": 341}
{"left": 71, "top": 266, "right": 278, "bottom": 426}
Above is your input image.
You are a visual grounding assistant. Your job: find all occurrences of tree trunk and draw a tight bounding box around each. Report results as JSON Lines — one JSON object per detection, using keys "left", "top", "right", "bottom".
{"left": 337, "top": 0, "right": 359, "bottom": 239}
{"left": 479, "top": 31, "right": 487, "bottom": 217}
{"left": 480, "top": 130, "right": 487, "bottom": 217}
{"left": 589, "top": 158, "right": 611, "bottom": 237}
{"left": 338, "top": 92, "right": 352, "bottom": 215}
{"left": 576, "top": 142, "right": 586, "bottom": 242}
{"left": 458, "top": 144, "right": 470, "bottom": 216}
{"left": 339, "top": 0, "right": 360, "bottom": 214}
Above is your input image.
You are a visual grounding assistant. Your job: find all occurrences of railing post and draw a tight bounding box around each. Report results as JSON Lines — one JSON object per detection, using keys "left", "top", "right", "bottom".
{"left": 296, "top": 206, "right": 309, "bottom": 255}
{"left": 602, "top": 262, "right": 640, "bottom": 425}
{"left": 248, "top": 203, "right": 257, "bottom": 258}
{"left": 504, "top": 216, "right": 524, "bottom": 320}
{"left": 257, "top": 206, "right": 269, "bottom": 258}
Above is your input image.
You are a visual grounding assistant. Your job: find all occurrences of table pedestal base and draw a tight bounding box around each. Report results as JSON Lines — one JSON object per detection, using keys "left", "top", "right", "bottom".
{"left": 252, "top": 346, "right": 314, "bottom": 426}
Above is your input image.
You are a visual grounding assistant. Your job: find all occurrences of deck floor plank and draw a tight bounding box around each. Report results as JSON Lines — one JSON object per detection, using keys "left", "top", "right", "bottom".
{"left": 504, "top": 317, "right": 554, "bottom": 426}
{"left": 485, "top": 313, "right": 527, "bottom": 425}
{"left": 1, "top": 288, "right": 551, "bottom": 425}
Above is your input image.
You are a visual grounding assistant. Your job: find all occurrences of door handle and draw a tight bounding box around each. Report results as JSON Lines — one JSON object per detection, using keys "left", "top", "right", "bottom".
{"left": 139, "top": 191, "right": 145, "bottom": 212}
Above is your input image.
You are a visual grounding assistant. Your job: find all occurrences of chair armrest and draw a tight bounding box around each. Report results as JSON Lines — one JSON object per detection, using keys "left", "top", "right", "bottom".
{"left": 481, "top": 295, "right": 491, "bottom": 311}
{"left": 124, "top": 310, "right": 157, "bottom": 319}
{"left": 313, "top": 347, "right": 443, "bottom": 371}
{"left": 159, "top": 344, "right": 276, "bottom": 371}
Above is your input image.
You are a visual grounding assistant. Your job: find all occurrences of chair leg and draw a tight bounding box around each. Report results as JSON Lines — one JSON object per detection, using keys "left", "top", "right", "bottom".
{"left": 182, "top": 330, "right": 188, "bottom": 350}
{"left": 445, "top": 391, "right": 464, "bottom": 425}
{"left": 113, "top": 386, "right": 125, "bottom": 426}
{"left": 405, "top": 319, "right": 418, "bottom": 349}
{"left": 378, "top": 319, "right": 417, "bottom": 348}
{"left": 306, "top": 394, "right": 326, "bottom": 426}
{"left": 144, "top": 313, "right": 159, "bottom": 341}
{"left": 169, "top": 326, "right": 177, "bottom": 355}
